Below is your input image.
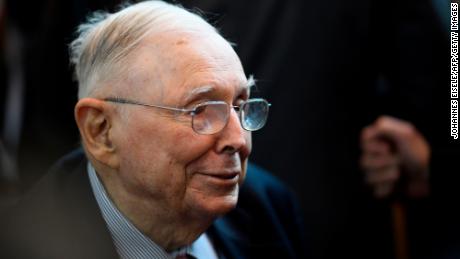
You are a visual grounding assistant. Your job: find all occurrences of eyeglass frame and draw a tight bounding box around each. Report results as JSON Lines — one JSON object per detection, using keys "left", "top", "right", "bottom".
{"left": 102, "top": 97, "right": 271, "bottom": 134}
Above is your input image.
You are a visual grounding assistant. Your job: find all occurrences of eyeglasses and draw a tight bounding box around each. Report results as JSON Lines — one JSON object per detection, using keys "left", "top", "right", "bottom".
{"left": 103, "top": 97, "right": 271, "bottom": 135}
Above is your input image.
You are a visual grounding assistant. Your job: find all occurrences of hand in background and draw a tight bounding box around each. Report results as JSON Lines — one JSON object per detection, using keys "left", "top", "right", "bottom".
{"left": 360, "top": 116, "right": 431, "bottom": 199}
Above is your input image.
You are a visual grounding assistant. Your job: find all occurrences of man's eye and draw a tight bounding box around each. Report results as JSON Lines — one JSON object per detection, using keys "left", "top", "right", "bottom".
{"left": 193, "top": 105, "right": 207, "bottom": 115}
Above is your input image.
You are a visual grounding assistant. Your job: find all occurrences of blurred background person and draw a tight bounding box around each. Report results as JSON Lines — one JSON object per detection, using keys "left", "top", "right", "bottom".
{"left": 1, "top": 0, "right": 26, "bottom": 208}
{"left": 361, "top": 114, "right": 460, "bottom": 259}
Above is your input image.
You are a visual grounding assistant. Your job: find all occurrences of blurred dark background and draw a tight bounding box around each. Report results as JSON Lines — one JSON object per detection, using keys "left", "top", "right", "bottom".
{"left": 1, "top": 0, "right": 458, "bottom": 258}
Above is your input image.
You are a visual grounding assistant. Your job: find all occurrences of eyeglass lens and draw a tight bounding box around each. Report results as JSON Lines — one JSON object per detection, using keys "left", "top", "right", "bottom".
{"left": 241, "top": 100, "right": 269, "bottom": 131}
{"left": 192, "top": 103, "right": 229, "bottom": 134}
{"left": 191, "top": 100, "right": 269, "bottom": 134}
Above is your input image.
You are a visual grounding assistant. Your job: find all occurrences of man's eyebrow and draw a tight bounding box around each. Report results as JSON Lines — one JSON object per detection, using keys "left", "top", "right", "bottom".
{"left": 246, "top": 74, "right": 256, "bottom": 90}
{"left": 184, "top": 76, "right": 255, "bottom": 103}
{"left": 184, "top": 85, "right": 215, "bottom": 103}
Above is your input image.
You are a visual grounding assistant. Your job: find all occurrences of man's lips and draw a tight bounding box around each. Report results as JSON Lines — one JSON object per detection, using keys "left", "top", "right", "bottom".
{"left": 195, "top": 170, "right": 240, "bottom": 185}
{"left": 199, "top": 172, "right": 239, "bottom": 180}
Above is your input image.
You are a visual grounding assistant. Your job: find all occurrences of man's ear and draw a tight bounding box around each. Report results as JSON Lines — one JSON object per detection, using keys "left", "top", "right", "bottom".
{"left": 75, "top": 98, "right": 119, "bottom": 169}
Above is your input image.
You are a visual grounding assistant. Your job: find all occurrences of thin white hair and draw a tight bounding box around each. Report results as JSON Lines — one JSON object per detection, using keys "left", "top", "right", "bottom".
{"left": 69, "top": 0, "right": 219, "bottom": 99}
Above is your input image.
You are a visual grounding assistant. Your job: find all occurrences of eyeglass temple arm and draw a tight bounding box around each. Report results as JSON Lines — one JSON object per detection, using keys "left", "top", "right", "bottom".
{"left": 103, "top": 97, "right": 192, "bottom": 113}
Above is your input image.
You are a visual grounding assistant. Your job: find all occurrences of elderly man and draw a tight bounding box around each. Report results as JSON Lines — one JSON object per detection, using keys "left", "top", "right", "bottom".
{"left": 0, "top": 1, "right": 304, "bottom": 258}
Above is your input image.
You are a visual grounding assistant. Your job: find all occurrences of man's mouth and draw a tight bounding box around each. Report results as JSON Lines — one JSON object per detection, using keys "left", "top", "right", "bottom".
{"left": 197, "top": 171, "right": 240, "bottom": 184}
{"left": 206, "top": 172, "right": 238, "bottom": 180}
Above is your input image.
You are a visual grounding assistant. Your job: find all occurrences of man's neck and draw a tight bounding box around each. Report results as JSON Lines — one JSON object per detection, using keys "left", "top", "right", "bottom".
{"left": 95, "top": 167, "right": 214, "bottom": 252}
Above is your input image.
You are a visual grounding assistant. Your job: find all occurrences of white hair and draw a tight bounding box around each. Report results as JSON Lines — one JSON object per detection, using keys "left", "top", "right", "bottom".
{"left": 69, "top": 0, "right": 219, "bottom": 99}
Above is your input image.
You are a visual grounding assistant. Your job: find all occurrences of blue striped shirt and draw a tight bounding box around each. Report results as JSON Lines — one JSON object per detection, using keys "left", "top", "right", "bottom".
{"left": 87, "top": 163, "right": 219, "bottom": 259}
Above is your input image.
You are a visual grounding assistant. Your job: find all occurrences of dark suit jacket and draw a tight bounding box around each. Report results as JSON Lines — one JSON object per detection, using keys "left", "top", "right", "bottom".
{"left": 0, "top": 149, "right": 305, "bottom": 259}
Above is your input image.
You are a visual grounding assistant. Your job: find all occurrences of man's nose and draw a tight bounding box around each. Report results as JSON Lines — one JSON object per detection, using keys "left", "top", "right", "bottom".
{"left": 215, "top": 109, "right": 249, "bottom": 154}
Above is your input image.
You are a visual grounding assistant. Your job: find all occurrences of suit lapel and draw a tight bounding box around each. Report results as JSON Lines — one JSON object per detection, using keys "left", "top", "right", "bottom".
{"left": 207, "top": 209, "right": 252, "bottom": 259}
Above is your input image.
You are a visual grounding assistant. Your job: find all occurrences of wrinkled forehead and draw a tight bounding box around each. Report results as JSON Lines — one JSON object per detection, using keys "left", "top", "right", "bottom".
{"left": 124, "top": 30, "right": 249, "bottom": 104}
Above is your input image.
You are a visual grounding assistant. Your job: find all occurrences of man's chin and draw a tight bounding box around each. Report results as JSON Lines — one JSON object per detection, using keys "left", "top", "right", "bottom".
{"left": 187, "top": 189, "right": 239, "bottom": 218}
